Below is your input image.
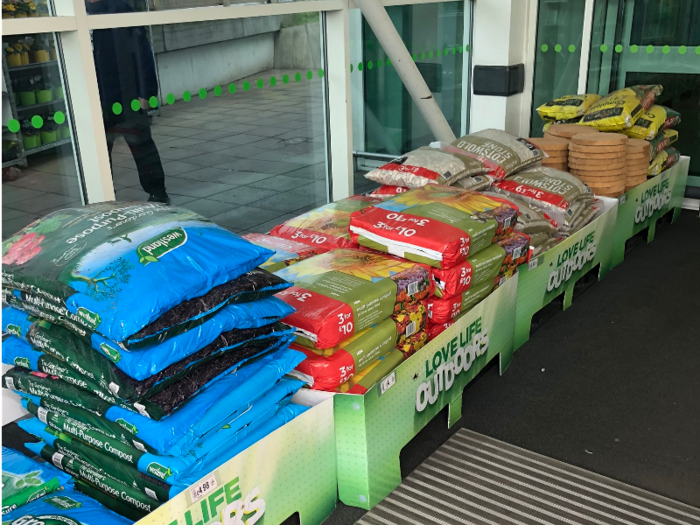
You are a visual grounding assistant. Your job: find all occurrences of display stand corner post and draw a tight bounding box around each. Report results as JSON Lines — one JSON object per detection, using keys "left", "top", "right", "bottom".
{"left": 334, "top": 276, "right": 518, "bottom": 510}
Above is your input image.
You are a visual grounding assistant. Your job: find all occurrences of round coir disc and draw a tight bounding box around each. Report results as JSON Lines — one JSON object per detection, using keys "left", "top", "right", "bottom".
{"left": 575, "top": 174, "right": 625, "bottom": 184}
{"left": 570, "top": 133, "right": 628, "bottom": 146}
{"left": 546, "top": 124, "right": 600, "bottom": 139}
{"left": 626, "top": 138, "right": 651, "bottom": 152}
{"left": 568, "top": 158, "right": 626, "bottom": 168}
{"left": 527, "top": 137, "right": 570, "bottom": 151}
{"left": 568, "top": 144, "right": 627, "bottom": 154}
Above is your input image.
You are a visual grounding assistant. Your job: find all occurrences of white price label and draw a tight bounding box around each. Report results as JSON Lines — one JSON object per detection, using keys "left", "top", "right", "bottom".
{"left": 5, "top": 377, "right": 15, "bottom": 391}
{"left": 528, "top": 257, "right": 539, "bottom": 270}
{"left": 405, "top": 320, "right": 417, "bottom": 338}
{"left": 379, "top": 371, "right": 396, "bottom": 396}
{"left": 190, "top": 473, "right": 218, "bottom": 504}
{"left": 407, "top": 281, "right": 419, "bottom": 296}
{"left": 51, "top": 452, "right": 65, "bottom": 469}
{"left": 619, "top": 194, "right": 627, "bottom": 205}
{"left": 145, "top": 488, "right": 157, "bottom": 500}
{"left": 661, "top": 171, "right": 669, "bottom": 180}
{"left": 37, "top": 407, "right": 49, "bottom": 424}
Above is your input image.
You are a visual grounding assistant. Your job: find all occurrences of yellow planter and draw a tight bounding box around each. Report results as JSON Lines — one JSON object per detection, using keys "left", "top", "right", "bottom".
{"left": 14, "top": 12, "right": 27, "bottom": 17}
{"left": 20, "top": 51, "right": 29, "bottom": 65}
{"left": 6, "top": 54, "right": 22, "bottom": 68}
{"left": 2, "top": 13, "right": 14, "bottom": 18}
{"left": 28, "top": 10, "right": 37, "bottom": 16}
{"left": 50, "top": 49, "right": 57, "bottom": 61}
{"left": 34, "top": 50, "right": 50, "bottom": 63}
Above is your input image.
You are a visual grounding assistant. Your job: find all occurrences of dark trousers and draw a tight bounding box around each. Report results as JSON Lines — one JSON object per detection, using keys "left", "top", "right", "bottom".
{"left": 104, "top": 111, "right": 166, "bottom": 196}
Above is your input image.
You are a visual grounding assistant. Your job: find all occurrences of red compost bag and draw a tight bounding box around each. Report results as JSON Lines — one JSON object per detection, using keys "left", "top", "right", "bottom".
{"left": 349, "top": 185, "right": 518, "bottom": 270}
{"left": 275, "top": 249, "right": 433, "bottom": 349}
{"left": 369, "top": 185, "right": 410, "bottom": 199}
{"left": 269, "top": 196, "right": 381, "bottom": 251}
{"left": 242, "top": 233, "right": 327, "bottom": 273}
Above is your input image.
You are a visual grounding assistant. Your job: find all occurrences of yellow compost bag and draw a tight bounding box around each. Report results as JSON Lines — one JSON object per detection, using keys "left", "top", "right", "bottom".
{"left": 537, "top": 94, "right": 602, "bottom": 121}
{"left": 622, "top": 105, "right": 681, "bottom": 140}
{"left": 580, "top": 85, "right": 663, "bottom": 131}
{"left": 543, "top": 117, "right": 582, "bottom": 133}
{"left": 648, "top": 147, "right": 680, "bottom": 177}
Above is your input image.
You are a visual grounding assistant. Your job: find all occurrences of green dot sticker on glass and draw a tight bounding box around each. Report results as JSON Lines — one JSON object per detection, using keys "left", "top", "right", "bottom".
{"left": 678, "top": 46, "right": 687, "bottom": 55}
{"left": 295, "top": 73, "right": 301, "bottom": 82}
{"left": 615, "top": 44, "right": 623, "bottom": 53}
{"left": 229, "top": 83, "right": 236, "bottom": 94}
{"left": 183, "top": 91, "right": 192, "bottom": 102}
{"left": 662, "top": 45, "right": 670, "bottom": 54}
{"left": 199, "top": 88, "right": 207, "bottom": 99}
{"left": 569, "top": 44, "right": 576, "bottom": 53}
{"left": 421, "top": 52, "right": 425, "bottom": 60}
{"left": 31, "top": 115, "right": 43, "bottom": 129}
{"left": 243, "top": 81, "right": 250, "bottom": 91}
{"left": 270, "top": 76, "right": 277, "bottom": 86}
{"left": 378, "top": 59, "right": 383, "bottom": 68}
{"left": 457, "top": 46, "right": 463, "bottom": 53}
{"left": 465, "top": 45, "right": 470, "bottom": 52}
{"left": 318, "top": 69, "right": 324, "bottom": 78}
{"left": 541, "top": 44, "right": 549, "bottom": 52}
{"left": 696, "top": 46, "right": 700, "bottom": 55}
{"left": 358, "top": 62, "right": 363, "bottom": 72}
{"left": 452, "top": 47, "right": 456, "bottom": 54}
{"left": 554, "top": 44, "right": 562, "bottom": 53}
{"left": 429, "top": 51, "right": 434, "bottom": 58}
{"left": 386, "top": 58, "right": 391, "bottom": 66}
{"left": 367, "top": 61, "right": 373, "bottom": 70}
{"left": 112, "top": 102, "right": 123, "bottom": 115}
{"left": 8, "top": 119, "right": 20, "bottom": 133}
{"left": 257, "top": 79, "right": 263, "bottom": 89}
{"left": 214, "top": 86, "right": 222, "bottom": 96}
{"left": 166, "top": 93, "right": 175, "bottom": 105}
{"left": 306, "top": 71, "right": 313, "bottom": 80}
{"left": 630, "top": 45, "right": 639, "bottom": 54}
{"left": 149, "top": 96, "right": 158, "bottom": 108}
{"left": 283, "top": 74, "right": 289, "bottom": 84}
{"left": 412, "top": 54, "right": 418, "bottom": 61}
{"left": 600, "top": 44, "right": 608, "bottom": 53}
{"left": 131, "top": 99, "right": 140, "bottom": 112}
{"left": 646, "top": 45, "right": 654, "bottom": 54}
{"left": 54, "top": 111, "right": 66, "bottom": 124}
{"left": 437, "top": 49, "right": 442, "bottom": 57}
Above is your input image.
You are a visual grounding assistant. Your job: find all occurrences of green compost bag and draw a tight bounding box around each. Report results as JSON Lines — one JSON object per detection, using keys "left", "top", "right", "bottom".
{"left": 2, "top": 446, "right": 73, "bottom": 515}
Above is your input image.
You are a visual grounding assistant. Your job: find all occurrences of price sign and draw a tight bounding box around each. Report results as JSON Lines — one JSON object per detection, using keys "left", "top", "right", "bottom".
{"left": 190, "top": 473, "right": 218, "bottom": 504}
{"left": 379, "top": 371, "right": 396, "bottom": 396}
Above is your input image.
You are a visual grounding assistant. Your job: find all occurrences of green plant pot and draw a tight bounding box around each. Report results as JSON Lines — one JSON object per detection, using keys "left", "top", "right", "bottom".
{"left": 36, "top": 89, "right": 53, "bottom": 103}
{"left": 60, "top": 126, "right": 70, "bottom": 139}
{"left": 24, "top": 135, "right": 41, "bottom": 149}
{"left": 19, "top": 91, "right": 37, "bottom": 106}
{"left": 54, "top": 86, "right": 64, "bottom": 100}
{"left": 40, "top": 131, "right": 57, "bottom": 144}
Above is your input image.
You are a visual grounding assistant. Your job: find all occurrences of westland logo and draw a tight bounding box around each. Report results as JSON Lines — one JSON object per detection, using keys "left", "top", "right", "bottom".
{"left": 11, "top": 515, "right": 81, "bottom": 525}
{"left": 99, "top": 342, "right": 121, "bottom": 363}
{"left": 13, "top": 357, "right": 31, "bottom": 369}
{"left": 147, "top": 462, "right": 173, "bottom": 480}
{"left": 76, "top": 307, "right": 101, "bottom": 330}
{"left": 137, "top": 227, "right": 187, "bottom": 265}
{"left": 416, "top": 318, "right": 489, "bottom": 412}
{"left": 6, "top": 324, "right": 21, "bottom": 336}
{"left": 115, "top": 418, "right": 138, "bottom": 435}
{"left": 635, "top": 179, "right": 671, "bottom": 224}
{"left": 547, "top": 232, "right": 596, "bottom": 292}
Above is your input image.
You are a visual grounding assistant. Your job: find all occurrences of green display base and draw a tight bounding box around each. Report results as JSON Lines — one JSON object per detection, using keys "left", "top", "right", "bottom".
{"left": 133, "top": 395, "right": 337, "bottom": 525}
{"left": 334, "top": 276, "right": 518, "bottom": 510}
{"left": 611, "top": 157, "right": 690, "bottom": 268}
{"left": 513, "top": 197, "right": 618, "bottom": 351}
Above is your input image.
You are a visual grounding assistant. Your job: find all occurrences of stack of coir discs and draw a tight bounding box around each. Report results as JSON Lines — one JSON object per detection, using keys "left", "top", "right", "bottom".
{"left": 624, "top": 138, "right": 652, "bottom": 191}
{"left": 568, "top": 133, "right": 628, "bottom": 197}
{"left": 527, "top": 137, "right": 569, "bottom": 170}
{"left": 544, "top": 123, "right": 600, "bottom": 141}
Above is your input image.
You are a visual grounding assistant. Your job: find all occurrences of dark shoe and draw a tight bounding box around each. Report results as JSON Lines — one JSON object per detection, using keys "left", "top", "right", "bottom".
{"left": 148, "top": 192, "right": 171, "bottom": 205}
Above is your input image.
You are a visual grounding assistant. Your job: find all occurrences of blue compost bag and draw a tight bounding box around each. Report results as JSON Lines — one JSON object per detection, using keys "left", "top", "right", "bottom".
{"left": 2, "top": 446, "right": 73, "bottom": 515}
{"left": 20, "top": 379, "right": 305, "bottom": 486}
{"left": 1, "top": 488, "right": 132, "bottom": 525}
{"left": 1, "top": 202, "right": 273, "bottom": 343}
{"left": 2, "top": 298, "right": 294, "bottom": 381}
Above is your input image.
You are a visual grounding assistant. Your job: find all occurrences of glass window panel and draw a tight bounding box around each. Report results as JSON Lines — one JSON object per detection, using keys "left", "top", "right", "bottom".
{"left": 3, "top": 0, "right": 54, "bottom": 18}
{"left": 3, "top": 32, "right": 85, "bottom": 240}
{"left": 85, "top": 0, "right": 318, "bottom": 14}
{"left": 90, "top": 13, "right": 328, "bottom": 234}
{"left": 529, "top": 0, "right": 586, "bottom": 137}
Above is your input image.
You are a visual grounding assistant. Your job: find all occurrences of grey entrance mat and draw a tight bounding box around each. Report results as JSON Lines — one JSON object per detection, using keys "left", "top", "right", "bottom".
{"left": 356, "top": 429, "right": 700, "bottom": 525}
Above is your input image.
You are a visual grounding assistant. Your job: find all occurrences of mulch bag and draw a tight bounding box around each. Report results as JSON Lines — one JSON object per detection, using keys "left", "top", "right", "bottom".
{"left": 543, "top": 117, "right": 583, "bottom": 132}
{"left": 269, "top": 196, "right": 382, "bottom": 251}
{"left": 242, "top": 233, "right": 327, "bottom": 273}
{"left": 294, "top": 303, "right": 426, "bottom": 391}
{"left": 335, "top": 350, "right": 404, "bottom": 394}
{"left": 2, "top": 296, "right": 294, "bottom": 382}
{"left": 649, "top": 147, "right": 681, "bottom": 176}
{"left": 622, "top": 105, "right": 681, "bottom": 140}
{"left": 481, "top": 191, "right": 558, "bottom": 236}
{"left": 537, "top": 94, "right": 602, "bottom": 121}
{"left": 395, "top": 330, "right": 428, "bottom": 359}
{"left": 2, "top": 445, "right": 73, "bottom": 515}
{"left": 452, "top": 174, "right": 494, "bottom": 192}
{"left": 492, "top": 167, "right": 593, "bottom": 229}
{"left": 369, "top": 185, "right": 410, "bottom": 199}
{"left": 275, "top": 248, "right": 432, "bottom": 349}
{"left": 27, "top": 441, "right": 161, "bottom": 519}
{"left": 580, "top": 85, "right": 663, "bottom": 131}
{"left": 427, "top": 280, "right": 495, "bottom": 325}
{"left": 1, "top": 202, "right": 273, "bottom": 343}
{"left": 363, "top": 146, "right": 488, "bottom": 188}
{"left": 445, "top": 129, "right": 546, "bottom": 180}
{"left": 648, "top": 129, "right": 678, "bottom": 160}
{"left": 2, "top": 487, "right": 132, "bottom": 525}
{"left": 349, "top": 185, "right": 518, "bottom": 269}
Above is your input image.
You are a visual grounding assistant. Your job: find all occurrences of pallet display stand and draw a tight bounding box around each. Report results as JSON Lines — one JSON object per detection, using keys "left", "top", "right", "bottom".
{"left": 334, "top": 275, "right": 518, "bottom": 510}
{"left": 611, "top": 157, "right": 690, "bottom": 268}
{"left": 513, "top": 196, "right": 619, "bottom": 351}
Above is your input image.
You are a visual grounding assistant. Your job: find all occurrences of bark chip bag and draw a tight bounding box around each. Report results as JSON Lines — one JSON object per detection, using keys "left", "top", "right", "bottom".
{"left": 274, "top": 248, "right": 432, "bottom": 349}
{"left": 1, "top": 202, "right": 273, "bottom": 344}
{"left": 580, "top": 85, "right": 663, "bottom": 131}
{"left": 445, "top": 129, "right": 546, "bottom": 181}
{"left": 242, "top": 233, "right": 327, "bottom": 273}
{"left": 537, "top": 94, "right": 602, "bottom": 121}
{"left": 622, "top": 105, "right": 681, "bottom": 140}
{"left": 269, "top": 196, "right": 381, "bottom": 251}
{"left": 349, "top": 185, "right": 518, "bottom": 269}
{"left": 364, "top": 146, "right": 487, "bottom": 188}
{"left": 369, "top": 185, "right": 410, "bottom": 199}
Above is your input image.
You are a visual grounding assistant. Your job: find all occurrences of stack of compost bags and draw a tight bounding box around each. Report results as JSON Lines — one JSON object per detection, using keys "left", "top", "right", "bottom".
{"left": 1, "top": 202, "right": 309, "bottom": 520}
{"left": 274, "top": 248, "right": 433, "bottom": 391}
